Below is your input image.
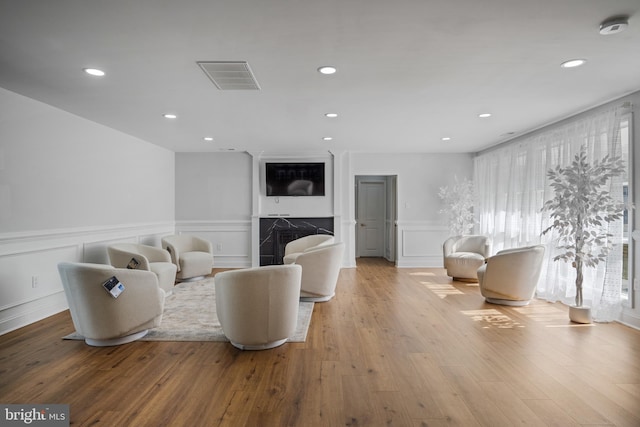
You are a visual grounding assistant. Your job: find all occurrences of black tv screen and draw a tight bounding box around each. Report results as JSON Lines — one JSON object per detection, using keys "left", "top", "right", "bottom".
{"left": 265, "top": 163, "right": 325, "bottom": 196}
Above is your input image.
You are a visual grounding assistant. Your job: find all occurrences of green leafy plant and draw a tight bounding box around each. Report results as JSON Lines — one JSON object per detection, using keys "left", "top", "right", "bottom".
{"left": 439, "top": 177, "right": 475, "bottom": 236}
{"left": 541, "top": 145, "right": 625, "bottom": 307}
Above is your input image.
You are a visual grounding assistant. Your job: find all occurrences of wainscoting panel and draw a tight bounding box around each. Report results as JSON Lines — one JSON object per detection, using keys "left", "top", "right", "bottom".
{"left": 340, "top": 217, "right": 357, "bottom": 268}
{"left": 175, "top": 220, "right": 252, "bottom": 268}
{"left": 0, "top": 222, "right": 175, "bottom": 336}
{"left": 396, "top": 221, "right": 449, "bottom": 268}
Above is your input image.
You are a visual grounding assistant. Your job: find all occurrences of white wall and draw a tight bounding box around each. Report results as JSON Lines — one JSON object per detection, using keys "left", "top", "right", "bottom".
{"left": 174, "top": 152, "right": 252, "bottom": 267}
{"left": 175, "top": 152, "right": 251, "bottom": 220}
{"left": 345, "top": 152, "right": 474, "bottom": 267}
{"left": 174, "top": 151, "right": 335, "bottom": 268}
{"left": 174, "top": 150, "right": 473, "bottom": 269}
{"left": 0, "top": 88, "right": 175, "bottom": 334}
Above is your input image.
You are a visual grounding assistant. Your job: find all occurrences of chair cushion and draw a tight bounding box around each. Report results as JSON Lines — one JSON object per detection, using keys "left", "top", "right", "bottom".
{"left": 149, "top": 262, "right": 177, "bottom": 294}
{"left": 445, "top": 252, "right": 485, "bottom": 280}
{"left": 448, "top": 252, "right": 485, "bottom": 263}
{"left": 177, "top": 251, "right": 213, "bottom": 279}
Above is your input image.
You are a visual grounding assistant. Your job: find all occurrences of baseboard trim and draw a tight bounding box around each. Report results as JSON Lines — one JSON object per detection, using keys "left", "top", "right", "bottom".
{"left": 396, "top": 256, "right": 443, "bottom": 268}
{"left": 619, "top": 310, "right": 640, "bottom": 330}
{"left": 0, "top": 291, "right": 68, "bottom": 336}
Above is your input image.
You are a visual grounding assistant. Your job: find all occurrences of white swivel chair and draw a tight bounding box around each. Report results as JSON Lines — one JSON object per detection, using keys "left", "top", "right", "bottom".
{"left": 288, "top": 242, "right": 344, "bottom": 302}
{"left": 107, "top": 243, "right": 177, "bottom": 294}
{"left": 214, "top": 264, "right": 302, "bottom": 350}
{"left": 443, "top": 235, "right": 491, "bottom": 281}
{"left": 477, "top": 245, "right": 546, "bottom": 306}
{"left": 162, "top": 235, "right": 214, "bottom": 281}
{"left": 283, "top": 234, "right": 335, "bottom": 264}
{"left": 58, "top": 262, "right": 165, "bottom": 346}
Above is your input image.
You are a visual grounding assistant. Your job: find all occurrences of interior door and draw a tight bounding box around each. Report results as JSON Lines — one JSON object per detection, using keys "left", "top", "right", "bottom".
{"left": 356, "top": 179, "right": 386, "bottom": 257}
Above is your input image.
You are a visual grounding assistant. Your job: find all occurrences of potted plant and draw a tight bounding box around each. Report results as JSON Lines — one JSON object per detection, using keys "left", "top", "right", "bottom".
{"left": 438, "top": 176, "right": 475, "bottom": 236}
{"left": 541, "top": 145, "right": 625, "bottom": 323}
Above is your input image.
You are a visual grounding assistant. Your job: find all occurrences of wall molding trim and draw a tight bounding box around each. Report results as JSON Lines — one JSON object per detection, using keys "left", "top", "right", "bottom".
{"left": 0, "top": 221, "right": 176, "bottom": 256}
{"left": 175, "top": 220, "right": 252, "bottom": 268}
{"left": 395, "top": 220, "right": 448, "bottom": 268}
{"left": 0, "top": 221, "right": 176, "bottom": 336}
{"left": 620, "top": 309, "right": 640, "bottom": 331}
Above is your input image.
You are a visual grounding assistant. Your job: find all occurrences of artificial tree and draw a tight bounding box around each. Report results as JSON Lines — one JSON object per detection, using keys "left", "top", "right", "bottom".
{"left": 438, "top": 176, "right": 475, "bottom": 236}
{"left": 541, "top": 145, "right": 625, "bottom": 320}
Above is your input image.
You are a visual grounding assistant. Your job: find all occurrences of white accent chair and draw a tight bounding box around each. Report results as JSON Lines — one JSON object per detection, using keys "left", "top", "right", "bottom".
{"left": 107, "top": 243, "right": 177, "bottom": 295}
{"left": 58, "top": 262, "right": 165, "bottom": 346}
{"left": 287, "top": 242, "right": 344, "bottom": 302}
{"left": 214, "top": 264, "right": 302, "bottom": 350}
{"left": 162, "top": 235, "right": 214, "bottom": 281}
{"left": 282, "top": 234, "right": 335, "bottom": 265}
{"left": 477, "top": 245, "right": 546, "bottom": 306}
{"left": 443, "top": 235, "right": 492, "bottom": 282}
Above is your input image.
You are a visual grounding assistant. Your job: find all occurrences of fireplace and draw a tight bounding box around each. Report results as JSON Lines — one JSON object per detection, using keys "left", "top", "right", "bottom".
{"left": 260, "top": 217, "right": 334, "bottom": 265}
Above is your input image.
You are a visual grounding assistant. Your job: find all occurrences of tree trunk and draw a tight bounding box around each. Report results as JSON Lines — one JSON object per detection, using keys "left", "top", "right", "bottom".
{"left": 575, "top": 213, "right": 584, "bottom": 308}
{"left": 575, "top": 259, "right": 583, "bottom": 307}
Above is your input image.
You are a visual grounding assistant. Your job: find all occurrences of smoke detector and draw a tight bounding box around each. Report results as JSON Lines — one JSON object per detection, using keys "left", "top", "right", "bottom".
{"left": 599, "top": 16, "right": 629, "bottom": 35}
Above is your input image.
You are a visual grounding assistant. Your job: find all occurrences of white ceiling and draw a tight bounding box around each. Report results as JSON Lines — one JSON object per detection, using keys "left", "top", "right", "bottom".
{"left": 1, "top": 0, "right": 639, "bottom": 154}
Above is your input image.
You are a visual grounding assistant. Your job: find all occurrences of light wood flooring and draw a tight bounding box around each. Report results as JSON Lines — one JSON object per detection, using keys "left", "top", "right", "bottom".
{"left": 1, "top": 258, "right": 640, "bottom": 426}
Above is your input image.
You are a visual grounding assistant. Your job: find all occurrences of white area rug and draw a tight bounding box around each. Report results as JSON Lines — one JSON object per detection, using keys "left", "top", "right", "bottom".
{"left": 64, "top": 277, "right": 314, "bottom": 343}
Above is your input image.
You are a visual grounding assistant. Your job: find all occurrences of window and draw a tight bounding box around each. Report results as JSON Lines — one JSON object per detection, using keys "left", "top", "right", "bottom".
{"left": 620, "top": 116, "right": 633, "bottom": 304}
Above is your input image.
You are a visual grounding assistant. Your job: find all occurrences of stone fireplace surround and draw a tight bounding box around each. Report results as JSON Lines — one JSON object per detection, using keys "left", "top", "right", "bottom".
{"left": 259, "top": 217, "right": 334, "bottom": 266}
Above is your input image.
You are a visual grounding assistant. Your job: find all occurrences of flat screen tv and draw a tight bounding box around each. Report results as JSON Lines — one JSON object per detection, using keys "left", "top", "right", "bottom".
{"left": 265, "top": 162, "right": 325, "bottom": 196}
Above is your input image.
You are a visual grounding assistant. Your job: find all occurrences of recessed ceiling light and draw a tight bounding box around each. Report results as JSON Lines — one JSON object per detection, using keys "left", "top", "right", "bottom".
{"left": 83, "top": 68, "right": 105, "bottom": 77}
{"left": 441, "top": 137, "right": 451, "bottom": 141}
{"left": 323, "top": 136, "right": 333, "bottom": 141}
{"left": 163, "top": 113, "right": 177, "bottom": 119}
{"left": 600, "top": 16, "right": 629, "bottom": 35}
{"left": 478, "top": 113, "right": 492, "bottom": 118}
{"left": 203, "top": 137, "right": 214, "bottom": 141}
{"left": 325, "top": 113, "right": 338, "bottom": 118}
{"left": 560, "top": 59, "right": 586, "bottom": 68}
{"left": 318, "top": 66, "right": 337, "bottom": 75}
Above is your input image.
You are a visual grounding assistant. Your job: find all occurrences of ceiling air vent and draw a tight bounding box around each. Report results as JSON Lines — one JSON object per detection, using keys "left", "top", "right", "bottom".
{"left": 197, "top": 61, "right": 261, "bottom": 90}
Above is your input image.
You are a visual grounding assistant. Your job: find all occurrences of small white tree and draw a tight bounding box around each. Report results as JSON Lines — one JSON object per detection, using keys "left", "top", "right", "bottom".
{"left": 541, "top": 145, "right": 625, "bottom": 308}
{"left": 439, "top": 177, "right": 475, "bottom": 236}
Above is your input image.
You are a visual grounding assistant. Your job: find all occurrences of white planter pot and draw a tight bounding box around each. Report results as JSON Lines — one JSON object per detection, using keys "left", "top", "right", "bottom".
{"left": 569, "top": 306, "right": 592, "bottom": 324}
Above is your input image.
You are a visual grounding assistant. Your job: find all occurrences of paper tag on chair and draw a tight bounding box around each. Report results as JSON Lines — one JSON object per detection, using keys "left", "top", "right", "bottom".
{"left": 103, "top": 276, "right": 125, "bottom": 298}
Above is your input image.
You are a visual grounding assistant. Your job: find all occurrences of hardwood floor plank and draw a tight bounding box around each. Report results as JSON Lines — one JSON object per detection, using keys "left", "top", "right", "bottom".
{"left": 522, "top": 399, "right": 583, "bottom": 427}
{"left": 439, "top": 364, "right": 514, "bottom": 427}
{"left": 341, "top": 374, "right": 376, "bottom": 426}
{"left": 1, "top": 259, "right": 639, "bottom": 427}
{"left": 477, "top": 380, "right": 548, "bottom": 427}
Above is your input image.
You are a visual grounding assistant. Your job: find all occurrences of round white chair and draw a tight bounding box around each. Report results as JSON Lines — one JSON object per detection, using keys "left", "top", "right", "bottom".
{"left": 214, "top": 264, "right": 302, "bottom": 350}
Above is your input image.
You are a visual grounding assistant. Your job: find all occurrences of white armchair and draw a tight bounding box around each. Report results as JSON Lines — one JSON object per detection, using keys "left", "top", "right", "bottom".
{"left": 283, "top": 234, "right": 335, "bottom": 264}
{"left": 107, "top": 243, "right": 177, "bottom": 294}
{"left": 214, "top": 264, "right": 302, "bottom": 350}
{"left": 289, "top": 242, "right": 344, "bottom": 302}
{"left": 477, "top": 245, "right": 546, "bottom": 306}
{"left": 443, "top": 235, "right": 491, "bottom": 281}
{"left": 58, "top": 262, "right": 165, "bottom": 346}
{"left": 162, "top": 235, "right": 214, "bottom": 281}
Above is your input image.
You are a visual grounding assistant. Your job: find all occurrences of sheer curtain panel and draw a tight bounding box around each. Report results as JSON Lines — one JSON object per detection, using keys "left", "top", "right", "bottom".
{"left": 474, "top": 105, "right": 628, "bottom": 321}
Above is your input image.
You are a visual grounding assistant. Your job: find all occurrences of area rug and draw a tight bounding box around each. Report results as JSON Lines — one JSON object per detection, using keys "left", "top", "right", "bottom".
{"left": 64, "top": 277, "right": 314, "bottom": 343}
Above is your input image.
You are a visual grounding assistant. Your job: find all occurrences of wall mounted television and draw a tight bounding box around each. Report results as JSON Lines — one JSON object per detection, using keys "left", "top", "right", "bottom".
{"left": 265, "top": 162, "right": 325, "bottom": 196}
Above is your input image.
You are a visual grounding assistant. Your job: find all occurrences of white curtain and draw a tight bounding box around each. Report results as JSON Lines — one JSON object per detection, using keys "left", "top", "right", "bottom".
{"left": 474, "top": 105, "right": 627, "bottom": 321}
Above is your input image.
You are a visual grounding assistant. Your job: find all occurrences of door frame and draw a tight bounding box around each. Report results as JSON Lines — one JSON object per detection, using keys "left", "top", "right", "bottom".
{"left": 355, "top": 175, "right": 398, "bottom": 263}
